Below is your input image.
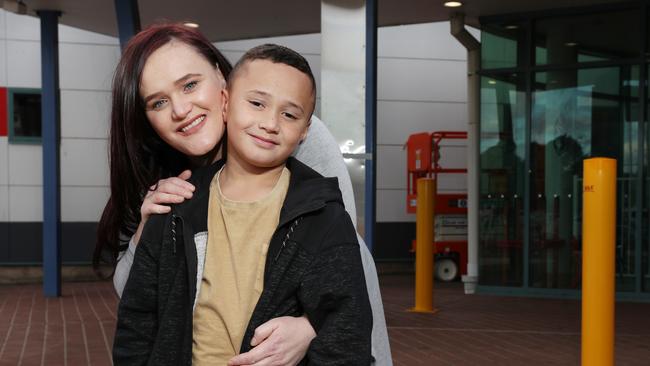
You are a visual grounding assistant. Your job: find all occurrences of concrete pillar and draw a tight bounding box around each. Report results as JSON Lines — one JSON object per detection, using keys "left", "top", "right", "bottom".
{"left": 321, "top": 0, "right": 373, "bottom": 245}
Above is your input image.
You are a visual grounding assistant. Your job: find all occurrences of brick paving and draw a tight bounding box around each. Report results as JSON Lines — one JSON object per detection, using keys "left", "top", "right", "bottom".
{"left": 0, "top": 275, "right": 649, "bottom": 365}
{"left": 382, "top": 275, "right": 650, "bottom": 366}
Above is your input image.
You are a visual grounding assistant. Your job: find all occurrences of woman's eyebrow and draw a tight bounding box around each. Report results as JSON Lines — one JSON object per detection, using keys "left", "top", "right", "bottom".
{"left": 174, "top": 73, "right": 201, "bottom": 86}
{"left": 143, "top": 73, "right": 202, "bottom": 104}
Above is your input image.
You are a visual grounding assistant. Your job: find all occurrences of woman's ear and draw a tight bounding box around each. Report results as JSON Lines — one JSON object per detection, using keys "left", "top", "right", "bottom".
{"left": 221, "top": 88, "right": 229, "bottom": 123}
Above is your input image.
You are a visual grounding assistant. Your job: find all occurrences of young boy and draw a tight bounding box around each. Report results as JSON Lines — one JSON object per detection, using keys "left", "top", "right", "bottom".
{"left": 113, "top": 44, "right": 372, "bottom": 365}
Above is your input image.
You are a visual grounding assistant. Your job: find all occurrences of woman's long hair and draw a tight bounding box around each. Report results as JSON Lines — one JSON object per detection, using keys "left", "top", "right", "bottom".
{"left": 94, "top": 23, "right": 232, "bottom": 270}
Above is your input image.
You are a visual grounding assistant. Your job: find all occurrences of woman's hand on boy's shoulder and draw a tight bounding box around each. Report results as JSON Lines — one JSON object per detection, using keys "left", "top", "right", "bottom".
{"left": 133, "top": 170, "right": 195, "bottom": 245}
{"left": 141, "top": 170, "right": 194, "bottom": 220}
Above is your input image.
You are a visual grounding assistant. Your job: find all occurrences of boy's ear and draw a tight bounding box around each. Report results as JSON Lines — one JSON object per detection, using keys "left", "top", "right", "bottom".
{"left": 221, "top": 88, "right": 229, "bottom": 123}
{"left": 299, "top": 118, "right": 312, "bottom": 143}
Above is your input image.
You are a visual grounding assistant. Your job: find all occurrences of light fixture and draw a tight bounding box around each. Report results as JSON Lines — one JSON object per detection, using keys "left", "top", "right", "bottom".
{"left": 3, "top": 0, "right": 28, "bottom": 14}
{"left": 565, "top": 42, "right": 578, "bottom": 47}
{"left": 505, "top": 25, "right": 519, "bottom": 30}
{"left": 488, "top": 80, "right": 497, "bottom": 85}
{"left": 444, "top": 1, "right": 463, "bottom": 8}
{"left": 184, "top": 22, "right": 199, "bottom": 28}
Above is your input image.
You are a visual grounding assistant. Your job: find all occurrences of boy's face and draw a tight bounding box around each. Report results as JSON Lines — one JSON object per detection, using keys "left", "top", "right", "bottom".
{"left": 222, "top": 59, "right": 314, "bottom": 170}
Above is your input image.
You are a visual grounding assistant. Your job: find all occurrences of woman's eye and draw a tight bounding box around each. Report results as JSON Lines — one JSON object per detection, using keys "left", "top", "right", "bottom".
{"left": 152, "top": 99, "right": 167, "bottom": 110}
{"left": 184, "top": 81, "right": 198, "bottom": 92}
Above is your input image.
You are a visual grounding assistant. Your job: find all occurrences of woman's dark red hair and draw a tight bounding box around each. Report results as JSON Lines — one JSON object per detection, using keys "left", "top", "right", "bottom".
{"left": 94, "top": 23, "right": 232, "bottom": 270}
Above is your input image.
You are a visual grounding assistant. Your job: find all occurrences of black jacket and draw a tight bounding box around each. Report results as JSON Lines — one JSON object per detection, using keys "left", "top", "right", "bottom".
{"left": 113, "top": 157, "right": 372, "bottom": 365}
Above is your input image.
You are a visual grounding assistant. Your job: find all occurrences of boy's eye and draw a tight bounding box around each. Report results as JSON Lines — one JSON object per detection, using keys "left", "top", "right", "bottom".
{"left": 184, "top": 81, "right": 198, "bottom": 92}
{"left": 283, "top": 112, "right": 297, "bottom": 120}
{"left": 248, "top": 100, "right": 264, "bottom": 108}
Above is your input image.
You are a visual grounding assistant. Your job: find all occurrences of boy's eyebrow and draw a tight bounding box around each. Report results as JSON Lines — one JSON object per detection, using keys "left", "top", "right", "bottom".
{"left": 143, "top": 73, "right": 202, "bottom": 104}
{"left": 248, "top": 89, "right": 305, "bottom": 115}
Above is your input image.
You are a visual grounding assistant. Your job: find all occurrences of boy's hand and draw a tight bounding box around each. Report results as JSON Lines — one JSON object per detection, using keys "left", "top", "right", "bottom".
{"left": 227, "top": 315, "right": 315, "bottom": 366}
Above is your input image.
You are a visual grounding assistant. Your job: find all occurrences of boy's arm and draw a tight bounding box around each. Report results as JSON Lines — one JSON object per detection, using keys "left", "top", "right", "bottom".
{"left": 299, "top": 213, "right": 373, "bottom": 365}
{"left": 112, "top": 216, "right": 164, "bottom": 365}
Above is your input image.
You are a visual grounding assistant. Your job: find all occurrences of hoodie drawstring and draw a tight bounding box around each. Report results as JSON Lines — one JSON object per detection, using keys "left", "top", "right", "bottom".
{"left": 275, "top": 217, "right": 302, "bottom": 262}
{"left": 171, "top": 213, "right": 178, "bottom": 254}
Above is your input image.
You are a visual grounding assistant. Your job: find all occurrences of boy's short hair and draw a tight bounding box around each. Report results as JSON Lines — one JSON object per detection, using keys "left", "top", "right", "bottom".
{"left": 228, "top": 44, "right": 317, "bottom": 111}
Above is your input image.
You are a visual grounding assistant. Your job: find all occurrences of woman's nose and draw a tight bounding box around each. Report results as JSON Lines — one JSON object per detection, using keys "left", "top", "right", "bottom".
{"left": 171, "top": 97, "right": 192, "bottom": 121}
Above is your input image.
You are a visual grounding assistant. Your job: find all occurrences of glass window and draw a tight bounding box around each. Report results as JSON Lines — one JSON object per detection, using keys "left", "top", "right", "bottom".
{"left": 644, "top": 64, "right": 650, "bottom": 293}
{"left": 531, "top": 66, "right": 639, "bottom": 291}
{"left": 535, "top": 10, "right": 641, "bottom": 65}
{"left": 9, "top": 88, "right": 41, "bottom": 143}
{"left": 479, "top": 74, "right": 526, "bottom": 286}
{"left": 481, "top": 22, "right": 527, "bottom": 70}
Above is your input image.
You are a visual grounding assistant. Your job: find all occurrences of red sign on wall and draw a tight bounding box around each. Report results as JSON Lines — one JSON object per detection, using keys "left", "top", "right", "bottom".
{"left": 0, "top": 87, "right": 7, "bottom": 137}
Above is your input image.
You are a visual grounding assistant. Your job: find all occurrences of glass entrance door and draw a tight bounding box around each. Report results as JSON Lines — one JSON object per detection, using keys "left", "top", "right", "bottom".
{"left": 531, "top": 66, "right": 640, "bottom": 290}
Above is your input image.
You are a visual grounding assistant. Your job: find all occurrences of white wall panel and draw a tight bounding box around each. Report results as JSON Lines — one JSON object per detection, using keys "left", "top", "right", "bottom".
{"left": 59, "top": 24, "right": 118, "bottom": 45}
{"left": 378, "top": 58, "right": 466, "bottom": 103}
{"left": 0, "top": 10, "right": 6, "bottom": 39}
{"left": 8, "top": 144, "right": 42, "bottom": 185}
{"left": 377, "top": 100, "right": 467, "bottom": 145}
{"left": 5, "top": 12, "right": 39, "bottom": 41}
{"left": 437, "top": 144, "right": 467, "bottom": 171}
{"left": 60, "top": 138, "right": 108, "bottom": 186}
{"left": 377, "top": 145, "right": 406, "bottom": 190}
{"left": 217, "top": 33, "right": 321, "bottom": 55}
{"left": 8, "top": 185, "right": 42, "bottom": 222}
{"left": 379, "top": 22, "right": 467, "bottom": 60}
{"left": 376, "top": 144, "right": 468, "bottom": 192}
{"left": 436, "top": 173, "right": 467, "bottom": 193}
{"left": 0, "top": 40, "right": 6, "bottom": 86}
{"left": 61, "top": 90, "right": 111, "bottom": 138}
{"left": 0, "top": 138, "right": 7, "bottom": 185}
{"left": 59, "top": 43, "right": 120, "bottom": 90}
{"left": 376, "top": 189, "right": 412, "bottom": 223}
{"left": 61, "top": 186, "right": 109, "bottom": 222}
{"left": 6, "top": 40, "right": 40, "bottom": 88}
{"left": 0, "top": 185, "right": 8, "bottom": 221}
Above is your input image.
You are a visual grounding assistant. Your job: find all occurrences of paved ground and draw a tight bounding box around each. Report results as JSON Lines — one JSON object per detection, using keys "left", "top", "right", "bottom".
{"left": 0, "top": 274, "right": 649, "bottom": 365}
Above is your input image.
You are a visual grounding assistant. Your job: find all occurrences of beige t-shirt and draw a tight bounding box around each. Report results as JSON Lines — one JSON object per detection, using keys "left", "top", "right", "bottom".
{"left": 192, "top": 167, "right": 291, "bottom": 365}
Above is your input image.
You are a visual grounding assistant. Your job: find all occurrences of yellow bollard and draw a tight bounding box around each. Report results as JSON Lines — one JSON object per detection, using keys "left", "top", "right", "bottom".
{"left": 409, "top": 178, "right": 438, "bottom": 314}
{"left": 582, "top": 158, "right": 616, "bottom": 366}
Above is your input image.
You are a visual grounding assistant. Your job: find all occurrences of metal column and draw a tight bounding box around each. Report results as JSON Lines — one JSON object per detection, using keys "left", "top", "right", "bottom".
{"left": 365, "top": 0, "right": 377, "bottom": 251}
{"left": 114, "top": 0, "right": 141, "bottom": 50}
{"left": 39, "top": 10, "right": 62, "bottom": 297}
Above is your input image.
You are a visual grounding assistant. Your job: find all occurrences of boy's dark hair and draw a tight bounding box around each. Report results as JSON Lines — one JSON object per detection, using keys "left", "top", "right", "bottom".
{"left": 229, "top": 44, "right": 316, "bottom": 109}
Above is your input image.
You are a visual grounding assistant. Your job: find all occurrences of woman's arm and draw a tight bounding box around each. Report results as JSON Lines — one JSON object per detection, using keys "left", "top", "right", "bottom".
{"left": 227, "top": 316, "right": 315, "bottom": 366}
{"left": 294, "top": 115, "right": 393, "bottom": 365}
{"left": 113, "top": 170, "right": 195, "bottom": 297}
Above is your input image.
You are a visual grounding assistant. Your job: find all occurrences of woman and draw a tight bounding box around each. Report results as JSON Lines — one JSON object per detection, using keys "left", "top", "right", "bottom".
{"left": 96, "top": 23, "right": 390, "bottom": 365}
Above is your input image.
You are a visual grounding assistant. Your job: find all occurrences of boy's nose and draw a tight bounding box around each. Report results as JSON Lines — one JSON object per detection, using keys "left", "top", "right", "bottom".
{"left": 171, "top": 97, "right": 192, "bottom": 121}
{"left": 259, "top": 113, "right": 280, "bottom": 132}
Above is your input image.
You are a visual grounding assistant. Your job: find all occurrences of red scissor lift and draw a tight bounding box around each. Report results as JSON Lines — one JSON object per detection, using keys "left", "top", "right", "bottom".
{"left": 406, "top": 131, "right": 468, "bottom": 281}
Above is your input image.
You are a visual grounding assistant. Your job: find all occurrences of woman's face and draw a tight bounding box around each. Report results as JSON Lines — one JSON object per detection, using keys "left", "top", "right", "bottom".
{"left": 140, "top": 40, "right": 226, "bottom": 159}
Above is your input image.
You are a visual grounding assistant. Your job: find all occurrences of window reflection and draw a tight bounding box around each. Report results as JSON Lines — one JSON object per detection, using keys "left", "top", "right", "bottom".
{"left": 481, "top": 22, "right": 526, "bottom": 69}
{"left": 479, "top": 74, "right": 526, "bottom": 286}
{"left": 531, "top": 67, "right": 639, "bottom": 290}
